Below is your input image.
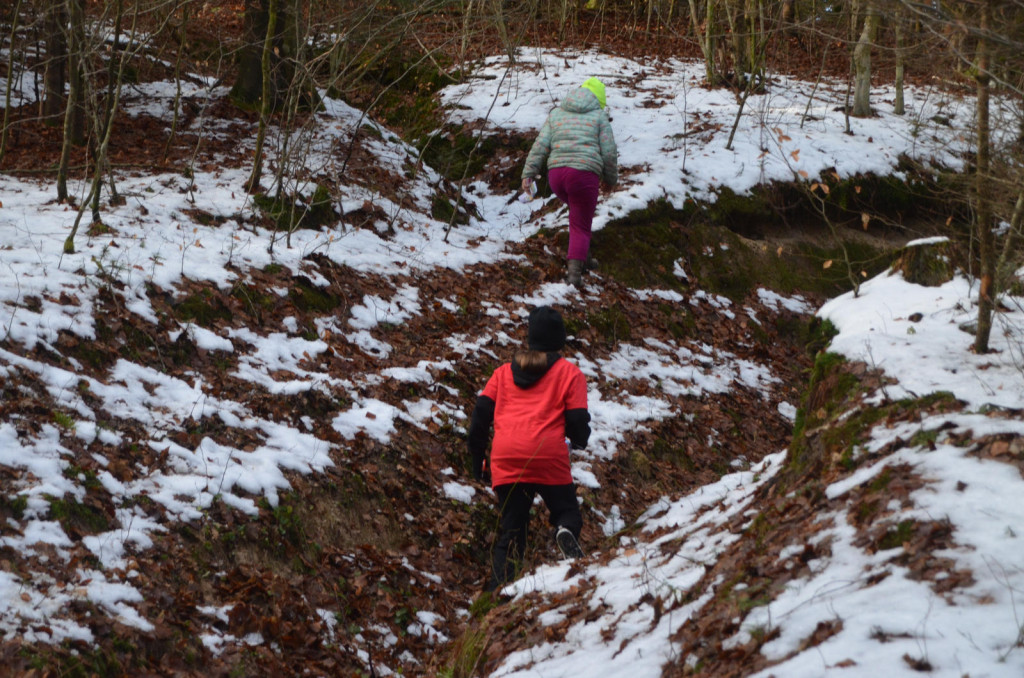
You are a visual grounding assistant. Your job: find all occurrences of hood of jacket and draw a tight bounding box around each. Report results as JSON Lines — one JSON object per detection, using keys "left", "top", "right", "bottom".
{"left": 560, "top": 88, "right": 602, "bottom": 115}
{"left": 511, "top": 353, "right": 561, "bottom": 388}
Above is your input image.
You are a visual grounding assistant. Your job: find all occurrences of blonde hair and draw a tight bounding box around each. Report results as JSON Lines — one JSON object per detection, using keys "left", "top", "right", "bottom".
{"left": 514, "top": 349, "right": 550, "bottom": 372}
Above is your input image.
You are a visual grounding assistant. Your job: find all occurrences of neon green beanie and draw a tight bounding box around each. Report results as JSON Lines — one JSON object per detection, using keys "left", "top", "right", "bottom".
{"left": 581, "top": 77, "right": 606, "bottom": 109}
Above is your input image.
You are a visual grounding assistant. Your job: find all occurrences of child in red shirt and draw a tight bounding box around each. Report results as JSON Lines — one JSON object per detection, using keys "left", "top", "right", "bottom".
{"left": 467, "top": 306, "right": 591, "bottom": 592}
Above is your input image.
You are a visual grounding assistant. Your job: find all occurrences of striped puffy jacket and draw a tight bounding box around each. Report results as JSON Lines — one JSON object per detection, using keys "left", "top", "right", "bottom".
{"left": 522, "top": 87, "right": 618, "bottom": 186}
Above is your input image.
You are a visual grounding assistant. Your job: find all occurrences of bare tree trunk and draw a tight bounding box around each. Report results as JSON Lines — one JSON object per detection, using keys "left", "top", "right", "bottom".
{"left": 67, "top": 0, "right": 86, "bottom": 146}
{"left": 801, "top": 42, "right": 829, "bottom": 128}
{"left": 163, "top": 0, "right": 189, "bottom": 162}
{"left": 63, "top": 0, "right": 139, "bottom": 253}
{"left": 724, "top": 1, "right": 745, "bottom": 82}
{"left": 852, "top": 1, "right": 879, "bottom": 117}
{"left": 893, "top": 2, "right": 905, "bottom": 115}
{"left": 92, "top": 0, "right": 125, "bottom": 219}
{"left": 974, "top": 0, "right": 994, "bottom": 353}
{"left": 560, "top": 0, "right": 577, "bottom": 43}
{"left": 245, "top": 0, "right": 278, "bottom": 193}
{"left": 997, "top": 189, "right": 1024, "bottom": 285}
{"left": 0, "top": 0, "right": 23, "bottom": 162}
{"left": 688, "top": 0, "right": 717, "bottom": 85}
{"left": 42, "top": 0, "right": 67, "bottom": 125}
{"left": 233, "top": 0, "right": 266, "bottom": 106}
{"left": 490, "top": 0, "right": 514, "bottom": 62}
{"left": 745, "top": 0, "right": 762, "bottom": 83}
{"left": 232, "top": 0, "right": 297, "bottom": 110}
{"left": 460, "top": 0, "right": 474, "bottom": 69}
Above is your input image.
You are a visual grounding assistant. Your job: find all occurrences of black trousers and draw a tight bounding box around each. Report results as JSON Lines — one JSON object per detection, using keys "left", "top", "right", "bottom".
{"left": 487, "top": 483, "right": 582, "bottom": 592}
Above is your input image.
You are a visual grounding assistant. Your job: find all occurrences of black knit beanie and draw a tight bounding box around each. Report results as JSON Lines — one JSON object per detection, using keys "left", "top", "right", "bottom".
{"left": 527, "top": 306, "right": 566, "bottom": 352}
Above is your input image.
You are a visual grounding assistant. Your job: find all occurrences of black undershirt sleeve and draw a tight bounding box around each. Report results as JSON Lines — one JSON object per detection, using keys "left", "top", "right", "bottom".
{"left": 565, "top": 408, "right": 591, "bottom": 450}
{"left": 467, "top": 395, "right": 495, "bottom": 479}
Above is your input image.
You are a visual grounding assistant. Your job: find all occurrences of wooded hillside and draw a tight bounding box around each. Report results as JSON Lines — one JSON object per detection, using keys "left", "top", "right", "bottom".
{"left": 1, "top": 2, "right": 1024, "bottom": 677}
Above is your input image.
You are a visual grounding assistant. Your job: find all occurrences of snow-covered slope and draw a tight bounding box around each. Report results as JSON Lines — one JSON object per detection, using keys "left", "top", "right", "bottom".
{"left": 2, "top": 47, "right": 1022, "bottom": 676}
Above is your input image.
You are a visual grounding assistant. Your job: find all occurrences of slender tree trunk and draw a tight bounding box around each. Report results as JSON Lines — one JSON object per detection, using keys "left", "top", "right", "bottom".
{"left": 974, "top": 0, "right": 994, "bottom": 353}
{"left": 42, "top": 0, "right": 67, "bottom": 125}
{"left": 491, "top": 0, "right": 513, "bottom": 62}
{"left": 781, "top": 0, "right": 793, "bottom": 25}
{"left": 163, "top": 0, "right": 189, "bottom": 162}
{"left": 745, "top": 0, "right": 761, "bottom": 83}
{"left": 64, "top": 0, "right": 137, "bottom": 253}
{"left": 233, "top": 0, "right": 267, "bottom": 106}
{"left": 0, "top": 0, "right": 23, "bottom": 162}
{"left": 801, "top": 42, "right": 829, "bottom": 129}
{"left": 102, "top": 0, "right": 124, "bottom": 135}
{"left": 893, "top": 3, "right": 905, "bottom": 115}
{"left": 68, "top": 0, "right": 87, "bottom": 145}
{"left": 688, "top": 0, "right": 717, "bottom": 85}
{"left": 93, "top": 0, "right": 125, "bottom": 218}
{"left": 724, "top": 1, "right": 744, "bottom": 83}
{"left": 996, "top": 190, "right": 1024, "bottom": 285}
{"left": 55, "top": 2, "right": 83, "bottom": 203}
{"left": 245, "top": 0, "right": 278, "bottom": 193}
{"left": 852, "top": 1, "right": 879, "bottom": 117}
{"left": 460, "top": 0, "right": 474, "bottom": 68}
{"left": 232, "top": 0, "right": 300, "bottom": 110}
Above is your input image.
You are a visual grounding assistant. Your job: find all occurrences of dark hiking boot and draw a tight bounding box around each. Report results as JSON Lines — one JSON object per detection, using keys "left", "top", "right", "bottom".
{"left": 584, "top": 254, "right": 599, "bottom": 272}
{"left": 566, "top": 259, "right": 584, "bottom": 288}
{"left": 555, "top": 526, "right": 584, "bottom": 559}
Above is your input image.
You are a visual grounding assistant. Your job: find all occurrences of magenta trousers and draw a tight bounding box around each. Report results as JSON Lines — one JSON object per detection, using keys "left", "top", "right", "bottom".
{"left": 548, "top": 166, "right": 600, "bottom": 261}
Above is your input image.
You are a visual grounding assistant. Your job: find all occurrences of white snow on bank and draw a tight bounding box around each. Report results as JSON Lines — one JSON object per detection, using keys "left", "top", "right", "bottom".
{"left": 439, "top": 47, "right": 1009, "bottom": 234}
{"left": 820, "top": 273, "right": 1024, "bottom": 410}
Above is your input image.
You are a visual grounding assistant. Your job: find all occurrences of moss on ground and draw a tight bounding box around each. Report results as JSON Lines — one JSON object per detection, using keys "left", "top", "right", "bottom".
{"left": 586, "top": 303, "right": 633, "bottom": 346}
{"left": 174, "top": 289, "right": 233, "bottom": 325}
{"left": 591, "top": 196, "right": 897, "bottom": 302}
{"left": 253, "top": 184, "right": 335, "bottom": 232}
{"left": 1, "top": 493, "right": 28, "bottom": 520}
{"left": 288, "top": 276, "right": 340, "bottom": 314}
{"left": 48, "top": 494, "right": 110, "bottom": 535}
{"left": 649, "top": 438, "right": 697, "bottom": 472}
{"left": 784, "top": 340, "right": 962, "bottom": 484}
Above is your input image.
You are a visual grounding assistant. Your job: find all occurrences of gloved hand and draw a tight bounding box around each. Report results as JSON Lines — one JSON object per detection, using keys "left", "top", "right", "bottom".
{"left": 473, "top": 456, "right": 490, "bottom": 483}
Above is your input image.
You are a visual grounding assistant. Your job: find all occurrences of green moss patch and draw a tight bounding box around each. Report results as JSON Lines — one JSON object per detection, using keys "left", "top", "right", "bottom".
{"left": 230, "top": 282, "right": 279, "bottom": 325}
{"left": 891, "top": 239, "right": 959, "bottom": 286}
{"left": 589, "top": 199, "right": 693, "bottom": 291}
{"left": 786, "top": 347, "right": 962, "bottom": 482}
{"left": 184, "top": 472, "right": 402, "bottom": 578}
{"left": 174, "top": 289, "right": 233, "bottom": 325}
{"left": 49, "top": 494, "right": 111, "bottom": 536}
{"left": 650, "top": 437, "right": 698, "bottom": 472}
{"left": 288, "top": 276, "right": 340, "bottom": 313}
{"left": 0, "top": 493, "right": 28, "bottom": 520}
{"left": 253, "top": 184, "right": 336, "bottom": 232}
{"left": 878, "top": 519, "right": 917, "bottom": 551}
{"left": 592, "top": 198, "right": 896, "bottom": 302}
{"left": 586, "top": 303, "right": 632, "bottom": 346}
